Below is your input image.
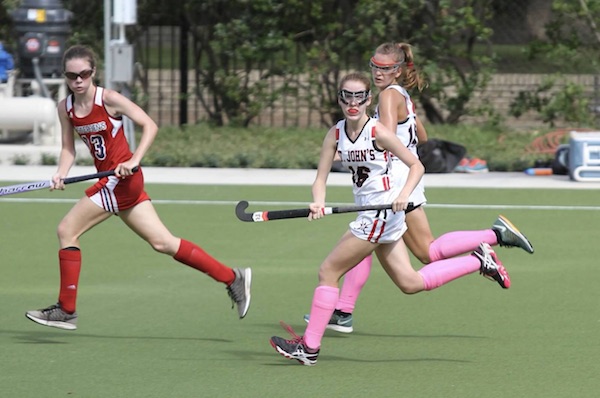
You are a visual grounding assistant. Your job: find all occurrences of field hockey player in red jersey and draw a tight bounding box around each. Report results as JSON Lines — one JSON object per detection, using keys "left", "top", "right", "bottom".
{"left": 305, "top": 42, "right": 534, "bottom": 334}
{"left": 25, "top": 45, "right": 251, "bottom": 330}
{"left": 270, "top": 72, "right": 512, "bottom": 365}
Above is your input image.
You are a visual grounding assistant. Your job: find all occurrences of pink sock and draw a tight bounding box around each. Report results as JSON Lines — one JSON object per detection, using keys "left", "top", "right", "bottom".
{"left": 304, "top": 286, "right": 339, "bottom": 350}
{"left": 429, "top": 230, "right": 497, "bottom": 261}
{"left": 418, "top": 254, "right": 480, "bottom": 290}
{"left": 336, "top": 255, "right": 372, "bottom": 313}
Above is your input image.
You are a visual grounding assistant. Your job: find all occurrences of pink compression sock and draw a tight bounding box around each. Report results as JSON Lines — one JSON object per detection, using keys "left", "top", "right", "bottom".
{"left": 304, "top": 285, "right": 339, "bottom": 350}
{"left": 336, "top": 255, "right": 373, "bottom": 313}
{"left": 429, "top": 230, "right": 497, "bottom": 262}
{"left": 418, "top": 254, "right": 480, "bottom": 290}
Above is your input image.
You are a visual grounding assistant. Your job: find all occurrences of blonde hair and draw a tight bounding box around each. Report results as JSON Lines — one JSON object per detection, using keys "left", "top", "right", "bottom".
{"left": 373, "top": 42, "right": 426, "bottom": 91}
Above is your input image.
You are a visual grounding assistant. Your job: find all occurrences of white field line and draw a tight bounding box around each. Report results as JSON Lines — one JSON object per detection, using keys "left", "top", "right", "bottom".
{"left": 0, "top": 197, "right": 599, "bottom": 211}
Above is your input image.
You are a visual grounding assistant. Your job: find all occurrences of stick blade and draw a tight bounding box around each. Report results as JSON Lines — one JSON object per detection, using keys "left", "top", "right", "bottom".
{"left": 235, "top": 200, "right": 255, "bottom": 222}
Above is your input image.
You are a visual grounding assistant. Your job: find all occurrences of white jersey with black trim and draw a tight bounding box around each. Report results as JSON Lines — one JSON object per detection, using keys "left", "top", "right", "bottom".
{"left": 335, "top": 117, "right": 393, "bottom": 196}
{"left": 374, "top": 84, "right": 419, "bottom": 157}
{"left": 374, "top": 84, "right": 426, "bottom": 205}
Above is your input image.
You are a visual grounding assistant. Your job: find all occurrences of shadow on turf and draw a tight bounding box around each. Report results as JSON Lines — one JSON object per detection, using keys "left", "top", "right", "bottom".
{"left": 263, "top": 356, "right": 472, "bottom": 365}
{"left": 351, "top": 331, "right": 486, "bottom": 339}
{"left": 257, "top": 322, "right": 483, "bottom": 365}
{"left": 257, "top": 322, "right": 485, "bottom": 341}
{"left": 8, "top": 330, "right": 232, "bottom": 344}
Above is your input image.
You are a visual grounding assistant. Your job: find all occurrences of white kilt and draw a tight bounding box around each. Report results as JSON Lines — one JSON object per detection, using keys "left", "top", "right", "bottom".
{"left": 349, "top": 189, "right": 407, "bottom": 244}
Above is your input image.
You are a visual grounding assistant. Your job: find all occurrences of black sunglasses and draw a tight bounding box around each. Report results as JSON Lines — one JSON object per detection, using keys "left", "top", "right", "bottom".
{"left": 64, "top": 69, "right": 94, "bottom": 80}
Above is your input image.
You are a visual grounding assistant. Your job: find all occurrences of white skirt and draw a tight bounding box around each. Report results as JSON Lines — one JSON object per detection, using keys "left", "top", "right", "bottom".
{"left": 349, "top": 189, "right": 407, "bottom": 244}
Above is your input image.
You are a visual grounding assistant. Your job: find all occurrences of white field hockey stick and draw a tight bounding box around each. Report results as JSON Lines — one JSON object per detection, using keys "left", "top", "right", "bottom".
{"left": 235, "top": 200, "right": 416, "bottom": 222}
{"left": 0, "top": 166, "right": 139, "bottom": 197}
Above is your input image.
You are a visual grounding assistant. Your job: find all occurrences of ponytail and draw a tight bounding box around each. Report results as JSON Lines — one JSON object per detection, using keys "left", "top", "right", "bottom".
{"left": 396, "top": 43, "right": 426, "bottom": 92}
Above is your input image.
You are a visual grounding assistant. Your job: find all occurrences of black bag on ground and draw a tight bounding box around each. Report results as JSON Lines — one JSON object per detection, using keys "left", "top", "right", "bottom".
{"left": 417, "top": 139, "right": 467, "bottom": 173}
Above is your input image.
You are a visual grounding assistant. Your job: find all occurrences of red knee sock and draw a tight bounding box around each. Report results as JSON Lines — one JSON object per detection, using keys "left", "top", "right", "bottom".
{"left": 58, "top": 248, "right": 81, "bottom": 314}
{"left": 174, "top": 239, "right": 235, "bottom": 284}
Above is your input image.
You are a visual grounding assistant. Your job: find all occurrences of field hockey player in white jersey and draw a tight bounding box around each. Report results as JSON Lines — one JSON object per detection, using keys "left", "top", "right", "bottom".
{"left": 304, "top": 42, "right": 534, "bottom": 334}
{"left": 270, "top": 72, "right": 512, "bottom": 366}
{"left": 25, "top": 45, "right": 251, "bottom": 331}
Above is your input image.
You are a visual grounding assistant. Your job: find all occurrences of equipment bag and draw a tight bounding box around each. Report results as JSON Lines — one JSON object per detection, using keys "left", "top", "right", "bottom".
{"left": 417, "top": 139, "right": 467, "bottom": 173}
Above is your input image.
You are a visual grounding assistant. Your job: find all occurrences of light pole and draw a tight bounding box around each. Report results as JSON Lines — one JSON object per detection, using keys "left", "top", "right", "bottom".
{"left": 104, "top": 0, "right": 137, "bottom": 150}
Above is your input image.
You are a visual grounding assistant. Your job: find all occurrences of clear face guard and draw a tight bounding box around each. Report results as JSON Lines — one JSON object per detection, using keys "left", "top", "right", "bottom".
{"left": 338, "top": 89, "right": 370, "bottom": 105}
{"left": 369, "top": 58, "right": 400, "bottom": 74}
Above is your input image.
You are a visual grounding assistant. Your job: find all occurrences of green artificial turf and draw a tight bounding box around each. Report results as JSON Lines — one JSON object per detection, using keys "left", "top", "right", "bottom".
{"left": 1, "top": 182, "right": 598, "bottom": 397}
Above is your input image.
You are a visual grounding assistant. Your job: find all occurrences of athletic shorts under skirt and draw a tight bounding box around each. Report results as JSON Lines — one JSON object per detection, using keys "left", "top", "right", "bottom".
{"left": 349, "top": 190, "right": 407, "bottom": 244}
{"left": 85, "top": 170, "right": 150, "bottom": 213}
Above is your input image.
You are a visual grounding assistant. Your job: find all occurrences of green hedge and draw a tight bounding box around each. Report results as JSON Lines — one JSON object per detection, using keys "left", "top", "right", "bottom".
{"left": 140, "top": 123, "right": 553, "bottom": 172}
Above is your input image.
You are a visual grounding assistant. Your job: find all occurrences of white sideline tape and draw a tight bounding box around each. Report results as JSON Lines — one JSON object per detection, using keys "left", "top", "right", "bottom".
{"left": 0, "top": 197, "right": 599, "bottom": 211}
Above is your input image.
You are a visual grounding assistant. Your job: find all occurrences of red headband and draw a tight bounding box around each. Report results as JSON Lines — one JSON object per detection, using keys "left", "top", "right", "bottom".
{"left": 371, "top": 56, "right": 413, "bottom": 69}
{"left": 369, "top": 57, "right": 400, "bottom": 67}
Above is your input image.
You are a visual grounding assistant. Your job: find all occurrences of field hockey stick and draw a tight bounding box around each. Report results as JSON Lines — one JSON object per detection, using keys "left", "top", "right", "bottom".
{"left": 235, "top": 200, "right": 415, "bottom": 222}
{"left": 0, "top": 166, "right": 139, "bottom": 197}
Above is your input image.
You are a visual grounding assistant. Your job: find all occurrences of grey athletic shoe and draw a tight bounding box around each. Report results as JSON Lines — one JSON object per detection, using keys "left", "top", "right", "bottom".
{"left": 492, "top": 215, "right": 534, "bottom": 254}
{"left": 473, "top": 242, "right": 511, "bottom": 289}
{"left": 303, "top": 310, "right": 354, "bottom": 333}
{"left": 227, "top": 268, "right": 252, "bottom": 319}
{"left": 270, "top": 321, "right": 319, "bottom": 366}
{"left": 25, "top": 303, "right": 78, "bottom": 330}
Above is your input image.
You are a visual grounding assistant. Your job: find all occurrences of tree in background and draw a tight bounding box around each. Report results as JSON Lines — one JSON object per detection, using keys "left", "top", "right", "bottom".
{"left": 278, "top": 0, "right": 496, "bottom": 126}
{"left": 9, "top": 0, "right": 587, "bottom": 128}
{"left": 129, "top": 0, "right": 497, "bottom": 127}
{"left": 509, "top": 0, "right": 600, "bottom": 127}
{"left": 0, "top": 0, "right": 19, "bottom": 50}
{"left": 279, "top": 0, "right": 367, "bottom": 126}
{"left": 410, "top": 1, "right": 495, "bottom": 124}
{"left": 0, "top": 0, "right": 498, "bottom": 127}
{"left": 179, "top": 0, "right": 296, "bottom": 127}
{"left": 61, "top": 0, "right": 103, "bottom": 54}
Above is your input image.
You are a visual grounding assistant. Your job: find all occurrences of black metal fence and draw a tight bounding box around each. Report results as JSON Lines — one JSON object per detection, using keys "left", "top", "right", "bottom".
{"left": 130, "top": 2, "right": 600, "bottom": 130}
{"left": 132, "top": 24, "right": 330, "bottom": 129}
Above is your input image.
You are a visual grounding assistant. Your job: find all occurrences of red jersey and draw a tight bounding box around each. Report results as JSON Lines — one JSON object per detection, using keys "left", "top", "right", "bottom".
{"left": 66, "top": 86, "right": 132, "bottom": 172}
{"left": 66, "top": 86, "right": 149, "bottom": 213}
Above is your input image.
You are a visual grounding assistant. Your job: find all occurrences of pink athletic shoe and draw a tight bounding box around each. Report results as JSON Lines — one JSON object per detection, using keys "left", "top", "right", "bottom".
{"left": 473, "top": 243, "right": 511, "bottom": 289}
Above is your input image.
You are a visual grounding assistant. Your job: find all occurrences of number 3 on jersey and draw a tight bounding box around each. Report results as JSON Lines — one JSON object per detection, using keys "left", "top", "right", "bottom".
{"left": 81, "top": 134, "right": 107, "bottom": 160}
